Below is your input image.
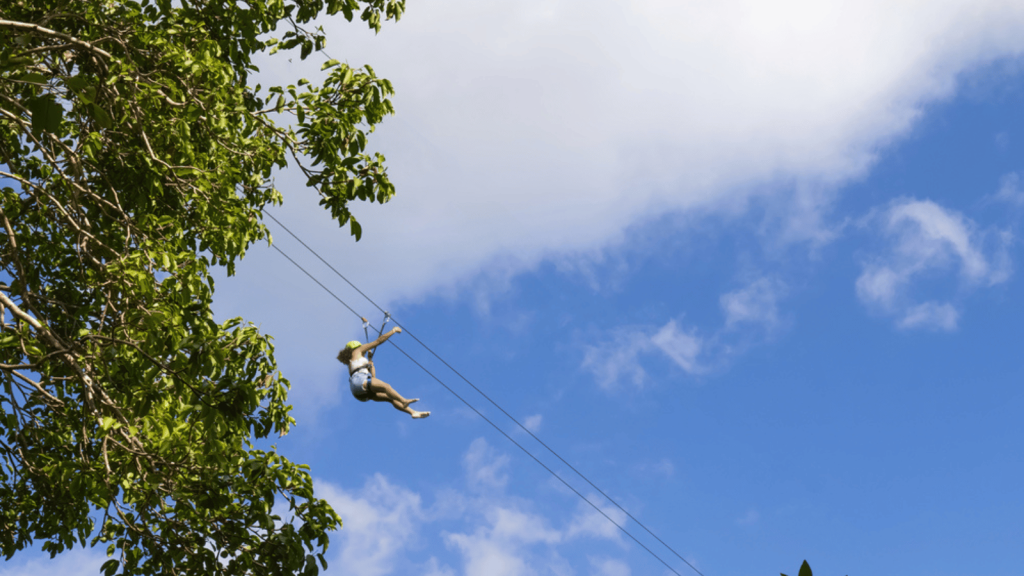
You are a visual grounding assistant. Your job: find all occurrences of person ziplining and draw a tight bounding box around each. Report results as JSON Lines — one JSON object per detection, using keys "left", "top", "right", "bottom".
{"left": 270, "top": 226, "right": 699, "bottom": 576}
{"left": 338, "top": 325, "right": 430, "bottom": 419}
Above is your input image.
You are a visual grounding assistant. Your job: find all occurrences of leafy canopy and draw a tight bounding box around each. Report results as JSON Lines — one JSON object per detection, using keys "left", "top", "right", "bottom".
{"left": 0, "top": 0, "right": 402, "bottom": 573}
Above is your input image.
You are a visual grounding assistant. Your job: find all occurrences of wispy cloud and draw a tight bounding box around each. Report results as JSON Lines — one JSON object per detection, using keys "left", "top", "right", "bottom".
{"left": 721, "top": 277, "right": 786, "bottom": 330}
{"left": 523, "top": 414, "right": 543, "bottom": 433}
{"left": 897, "top": 301, "right": 960, "bottom": 331}
{"left": 463, "top": 437, "right": 511, "bottom": 491}
{"left": 589, "top": 556, "right": 633, "bottom": 576}
{"left": 445, "top": 507, "right": 563, "bottom": 576}
{"left": 856, "top": 198, "right": 1011, "bottom": 330}
{"left": 422, "top": 557, "right": 457, "bottom": 576}
{"left": 581, "top": 319, "right": 706, "bottom": 390}
{"left": 565, "top": 498, "right": 629, "bottom": 543}
{"left": 582, "top": 277, "right": 790, "bottom": 388}
{"left": 993, "top": 171, "right": 1024, "bottom": 206}
{"left": 317, "top": 475, "right": 426, "bottom": 576}
{"left": 650, "top": 321, "right": 704, "bottom": 374}
{"left": 581, "top": 327, "right": 660, "bottom": 390}
{"left": 446, "top": 439, "right": 636, "bottom": 576}
{"left": 317, "top": 439, "right": 636, "bottom": 576}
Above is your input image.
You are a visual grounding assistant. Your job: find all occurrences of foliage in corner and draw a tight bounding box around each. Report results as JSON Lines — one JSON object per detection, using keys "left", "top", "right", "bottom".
{"left": 0, "top": 0, "right": 402, "bottom": 573}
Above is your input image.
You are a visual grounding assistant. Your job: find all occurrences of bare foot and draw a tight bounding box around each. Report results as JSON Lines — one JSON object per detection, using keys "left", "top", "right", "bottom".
{"left": 403, "top": 398, "right": 420, "bottom": 407}
{"left": 411, "top": 411, "right": 430, "bottom": 419}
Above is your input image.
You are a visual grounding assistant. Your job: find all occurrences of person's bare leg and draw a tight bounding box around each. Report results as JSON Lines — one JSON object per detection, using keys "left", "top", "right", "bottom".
{"left": 371, "top": 392, "right": 417, "bottom": 415}
{"left": 368, "top": 379, "right": 408, "bottom": 404}
{"left": 369, "top": 379, "right": 420, "bottom": 408}
{"left": 368, "top": 380, "right": 429, "bottom": 418}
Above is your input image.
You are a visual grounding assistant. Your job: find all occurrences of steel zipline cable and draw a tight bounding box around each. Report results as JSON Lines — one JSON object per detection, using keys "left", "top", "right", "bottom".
{"left": 266, "top": 214, "right": 707, "bottom": 576}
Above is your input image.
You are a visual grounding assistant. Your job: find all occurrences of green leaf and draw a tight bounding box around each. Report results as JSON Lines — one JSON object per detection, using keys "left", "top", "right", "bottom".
{"left": 66, "top": 76, "right": 89, "bottom": 91}
{"left": 27, "top": 96, "right": 63, "bottom": 138}
{"left": 91, "top": 104, "right": 113, "bottom": 129}
{"left": 17, "top": 72, "right": 47, "bottom": 84}
{"left": 798, "top": 560, "right": 813, "bottom": 576}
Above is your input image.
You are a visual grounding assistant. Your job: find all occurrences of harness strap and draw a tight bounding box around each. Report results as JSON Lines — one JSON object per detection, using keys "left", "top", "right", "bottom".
{"left": 368, "top": 312, "right": 391, "bottom": 361}
{"left": 349, "top": 360, "right": 373, "bottom": 376}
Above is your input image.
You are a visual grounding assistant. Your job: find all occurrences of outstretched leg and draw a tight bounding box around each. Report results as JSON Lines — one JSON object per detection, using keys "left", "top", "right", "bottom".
{"left": 367, "top": 378, "right": 429, "bottom": 419}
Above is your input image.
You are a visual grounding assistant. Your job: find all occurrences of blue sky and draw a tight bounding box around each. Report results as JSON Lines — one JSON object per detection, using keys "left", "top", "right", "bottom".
{"left": 7, "top": 1, "right": 1024, "bottom": 576}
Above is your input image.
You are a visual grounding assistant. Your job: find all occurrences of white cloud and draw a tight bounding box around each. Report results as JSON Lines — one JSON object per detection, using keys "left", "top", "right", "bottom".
{"left": 317, "top": 475, "right": 425, "bottom": 576}
{"left": 856, "top": 198, "right": 1011, "bottom": 329}
{"left": 444, "top": 485, "right": 577, "bottom": 573}
{"left": 565, "top": 499, "right": 628, "bottom": 542}
{"left": 720, "top": 278, "right": 785, "bottom": 329}
{"left": 446, "top": 504, "right": 585, "bottom": 576}
{"left": 1, "top": 549, "right": 108, "bottom": 576}
{"left": 897, "top": 301, "right": 960, "bottom": 331}
{"left": 291, "top": 440, "right": 644, "bottom": 576}
{"left": 581, "top": 278, "right": 797, "bottom": 387}
{"left": 454, "top": 439, "right": 632, "bottom": 574}
{"left": 994, "top": 172, "right": 1024, "bottom": 205}
{"left": 234, "top": 0, "right": 1024, "bottom": 308}
{"left": 856, "top": 265, "right": 905, "bottom": 309}
{"left": 888, "top": 200, "right": 993, "bottom": 281}
{"left": 589, "top": 556, "right": 632, "bottom": 576}
{"left": 464, "top": 437, "right": 511, "bottom": 491}
{"left": 444, "top": 529, "right": 538, "bottom": 576}
{"left": 523, "top": 414, "right": 543, "bottom": 433}
{"left": 581, "top": 328, "right": 655, "bottom": 390}
{"left": 650, "top": 321, "right": 704, "bottom": 374}
{"left": 422, "top": 557, "right": 457, "bottom": 576}
{"left": 581, "top": 319, "right": 704, "bottom": 389}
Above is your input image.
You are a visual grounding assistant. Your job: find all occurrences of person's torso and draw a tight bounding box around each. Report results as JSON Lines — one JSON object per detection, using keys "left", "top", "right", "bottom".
{"left": 349, "top": 356, "right": 369, "bottom": 373}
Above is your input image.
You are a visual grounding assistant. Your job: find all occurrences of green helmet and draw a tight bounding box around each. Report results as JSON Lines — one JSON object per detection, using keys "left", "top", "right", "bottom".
{"left": 345, "top": 341, "right": 362, "bottom": 350}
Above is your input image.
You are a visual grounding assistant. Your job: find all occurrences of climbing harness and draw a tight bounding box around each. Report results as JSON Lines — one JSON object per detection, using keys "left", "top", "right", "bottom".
{"left": 361, "top": 311, "right": 391, "bottom": 361}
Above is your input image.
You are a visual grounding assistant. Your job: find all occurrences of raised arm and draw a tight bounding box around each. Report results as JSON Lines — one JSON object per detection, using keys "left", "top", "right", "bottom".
{"left": 357, "top": 326, "right": 401, "bottom": 356}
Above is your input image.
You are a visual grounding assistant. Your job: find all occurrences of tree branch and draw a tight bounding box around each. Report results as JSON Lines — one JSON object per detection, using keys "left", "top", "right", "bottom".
{"left": 0, "top": 18, "right": 114, "bottom": 60}
{"left": 0, "top": 290, "right": 42, "bottom": 330}
{"left": 9, "top": 369, "right": 65, "bottom": 408}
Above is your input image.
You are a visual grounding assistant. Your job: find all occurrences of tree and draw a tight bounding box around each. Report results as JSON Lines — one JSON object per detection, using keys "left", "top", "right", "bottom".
{"left": 0, "top": 0, "right": 402, "bottom": 573}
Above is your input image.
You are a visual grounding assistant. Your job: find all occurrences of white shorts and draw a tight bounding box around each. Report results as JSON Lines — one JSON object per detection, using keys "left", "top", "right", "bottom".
{"left": 349, "top": 370, "right": 372, "bottom": 400}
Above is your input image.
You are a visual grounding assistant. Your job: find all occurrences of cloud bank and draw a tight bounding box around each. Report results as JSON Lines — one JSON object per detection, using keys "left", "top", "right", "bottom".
{"left": 254, "top": 0, "right": 1024, "bottom": 305}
